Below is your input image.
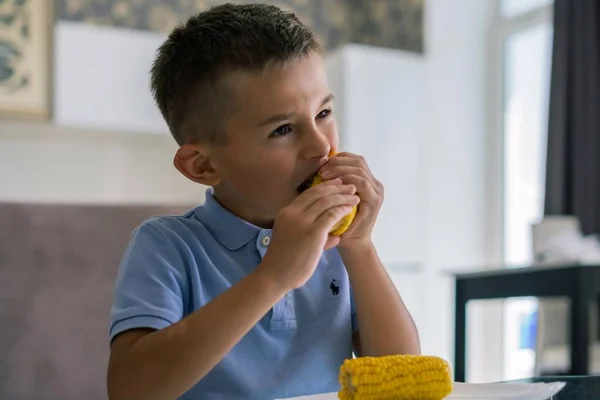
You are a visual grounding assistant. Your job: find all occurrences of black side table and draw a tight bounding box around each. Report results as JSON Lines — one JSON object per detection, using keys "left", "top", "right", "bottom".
{"left": 453, "top": 265, "right": 600, "bottom": 382}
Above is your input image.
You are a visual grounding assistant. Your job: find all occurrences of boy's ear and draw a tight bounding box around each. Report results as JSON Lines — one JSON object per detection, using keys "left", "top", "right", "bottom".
{"left": 174, "top": 144, "right": 221, "bottom": 186}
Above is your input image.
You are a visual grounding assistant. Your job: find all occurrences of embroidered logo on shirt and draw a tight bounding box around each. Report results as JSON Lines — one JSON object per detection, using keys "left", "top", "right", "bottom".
{"left": 329, "top": 279, "right": 340, "bottom": 296}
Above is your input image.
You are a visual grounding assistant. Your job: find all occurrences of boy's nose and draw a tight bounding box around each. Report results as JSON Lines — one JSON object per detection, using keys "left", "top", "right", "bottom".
{"left": 302, "top": 129, "right": 331, "bottom": 160}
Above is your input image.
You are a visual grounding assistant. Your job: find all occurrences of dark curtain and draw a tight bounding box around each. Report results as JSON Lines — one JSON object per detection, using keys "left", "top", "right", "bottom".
{"left": 544, "top": 0, "right": 600, "bottom": 235}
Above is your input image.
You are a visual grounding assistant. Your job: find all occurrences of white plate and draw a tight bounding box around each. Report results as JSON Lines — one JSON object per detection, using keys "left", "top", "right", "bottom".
{"left": 275, "top": 394, "right": 337, "bottom": 400}
{"left": 274, "top": 381, "right": 567, "bottom": 400}
{"left": 447, "top": 381, "right": 567, "bottom": 400}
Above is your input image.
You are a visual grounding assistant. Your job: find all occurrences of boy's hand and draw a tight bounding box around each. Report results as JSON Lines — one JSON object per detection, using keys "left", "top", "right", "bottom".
{"left": 260, "top": 179, "right": 360, "bottom": 290}
{"left": 319, "top": 152, "right": 383, "bottom": 248}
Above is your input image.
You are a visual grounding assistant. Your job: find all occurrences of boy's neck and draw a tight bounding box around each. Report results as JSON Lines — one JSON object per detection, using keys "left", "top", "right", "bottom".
{"left": 211, "top": 188, "right": 275, "bottom": 229}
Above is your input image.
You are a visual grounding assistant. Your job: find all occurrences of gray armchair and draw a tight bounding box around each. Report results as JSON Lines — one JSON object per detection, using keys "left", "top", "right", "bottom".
{"left": 0, "top": 202, "right": 190, "bottom": 399}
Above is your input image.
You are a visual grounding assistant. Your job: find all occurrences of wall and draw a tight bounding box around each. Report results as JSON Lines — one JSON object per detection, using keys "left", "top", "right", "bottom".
{"left": 423, "top": 0, "right": 502, "bottom": 382}
{"left": 325, "top": 44, "right": 428, "bottom": 334}
{"left": 0, "top": 21, "right": 203, "bottom": 205}
{"left": 327, "top": 44, "right": 427, "bottom": 267}
{"left": 0, "top": 121, "right": 202, "bottom": 204}
{"left": 54, "top": 23, "right": 168, "bottom": 135}
{"left": 326, "top": 0, "right": 501, "bottom": 382}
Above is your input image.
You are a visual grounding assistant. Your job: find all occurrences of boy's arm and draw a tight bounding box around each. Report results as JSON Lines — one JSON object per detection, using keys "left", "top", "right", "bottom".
{"left": 340, "top": 242, "right": 421, "bottom": 357}
{"left": 108, "top": 264, "right": 287, "bottom": 400}
{"left": 108, "top": 181, "right": 358, "bottom": 400}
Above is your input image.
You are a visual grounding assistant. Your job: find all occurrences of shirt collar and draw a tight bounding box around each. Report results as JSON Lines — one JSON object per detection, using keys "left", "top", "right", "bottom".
{"left": 193, "top": 187, "right": 263, "bottom": 251}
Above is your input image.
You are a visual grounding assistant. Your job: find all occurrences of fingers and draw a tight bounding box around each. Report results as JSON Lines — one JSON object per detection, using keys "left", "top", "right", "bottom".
{"left": 320, "top": 154, "right": 384, "bottom": 200}
{"left": 323, "top": 153, "right": 373, "bottom": 176}
{"left": 294, "top": 178, "right": 356, "bottom": 211}
{"left": 336, "top": 174, "right": 379, "bottom": 202}
{"left": 320, "top": 166, "right": 364, "bottom": 182}
{"left": 314, "top": 204, "right": 357, "bottom": 234}
{"left": 321, "top": 166, "right": 379, "bottom": 198}
{"left": 303, "top": 191, "right": 360, "bottom": 224}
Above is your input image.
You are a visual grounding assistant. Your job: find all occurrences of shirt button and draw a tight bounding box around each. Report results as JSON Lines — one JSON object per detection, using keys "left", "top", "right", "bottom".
{"left": 261, "top": 235, "right": 271, "bottom": 246}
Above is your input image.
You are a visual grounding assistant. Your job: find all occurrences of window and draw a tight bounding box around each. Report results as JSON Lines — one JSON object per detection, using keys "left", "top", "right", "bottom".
{"left": 503, "top": 22, "right": 554, "bottom": 266}
{"left": 494, "top": 0, "right": 554, "bottom": 380}
{"left": 501, "top": 0, "right": 554, "bottom": 18}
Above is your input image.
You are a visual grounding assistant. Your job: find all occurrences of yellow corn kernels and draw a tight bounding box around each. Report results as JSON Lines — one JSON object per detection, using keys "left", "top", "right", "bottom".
{"left": 338, "top": 354, "right": 453, "bottom": 400}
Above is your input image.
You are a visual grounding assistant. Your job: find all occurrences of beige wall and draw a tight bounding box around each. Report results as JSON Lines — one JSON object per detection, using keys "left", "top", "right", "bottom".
{"left": 0, "top": 120, "right": 204, "bottom": 205}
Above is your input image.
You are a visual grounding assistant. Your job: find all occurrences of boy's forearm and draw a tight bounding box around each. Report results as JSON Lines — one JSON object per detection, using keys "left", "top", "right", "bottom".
{"left": 107, "top": 263, "right": 288, "bottom": 400}
{"left": 340, "top": 242, "right": 421, "bottom": 357}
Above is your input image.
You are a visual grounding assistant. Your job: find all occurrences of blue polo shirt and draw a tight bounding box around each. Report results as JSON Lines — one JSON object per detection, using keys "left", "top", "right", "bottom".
{"left": 109, "top": 188, "right": 358, "bottom": 399}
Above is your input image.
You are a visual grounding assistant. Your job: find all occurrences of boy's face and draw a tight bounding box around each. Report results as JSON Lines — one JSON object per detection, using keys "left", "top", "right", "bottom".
{"left": 202, "top": 52, "right": 338, "bottom": 226}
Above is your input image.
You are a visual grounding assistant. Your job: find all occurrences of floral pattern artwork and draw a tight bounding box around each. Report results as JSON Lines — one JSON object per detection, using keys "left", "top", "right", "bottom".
{"left": 57, "top": 0, "right": 424, "bottom": 53}
{"left": 0, "top": 0, "right": 53, "bottom": 119}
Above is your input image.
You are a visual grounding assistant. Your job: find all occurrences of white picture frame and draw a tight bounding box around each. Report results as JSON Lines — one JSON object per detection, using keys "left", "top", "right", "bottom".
{"left": 0, "top": 0, "right": 54, "bottom": 120}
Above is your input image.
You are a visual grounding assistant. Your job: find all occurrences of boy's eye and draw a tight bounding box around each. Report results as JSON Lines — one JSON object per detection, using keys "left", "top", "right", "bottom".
{"left": 270, "top": 124, "right": 292, "bottom": 137}
{"left": 317, "top": 109, "right": 332, "bottom": 119}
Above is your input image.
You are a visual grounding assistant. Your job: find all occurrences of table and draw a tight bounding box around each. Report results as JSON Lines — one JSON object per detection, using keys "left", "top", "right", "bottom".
{"left": 453, "top": 264, "right": 600, "bottom": 382}
{"left": 279, "top": 376, "right": 598, "bottom": 400}
{"left": 507, "top": 375, "right": 600, "bottom": 399}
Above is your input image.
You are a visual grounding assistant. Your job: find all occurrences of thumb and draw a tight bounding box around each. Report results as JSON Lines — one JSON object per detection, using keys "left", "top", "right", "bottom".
{"left": 324, "top": 235, "right": 341, "bottom": 250}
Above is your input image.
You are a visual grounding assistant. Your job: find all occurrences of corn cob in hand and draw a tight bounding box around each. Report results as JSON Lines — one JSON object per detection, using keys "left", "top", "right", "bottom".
{"left": 297, "top": 150, "right": 357, "bottom": 236}
{"left": 338, "top": 354, "right": 453, "bottom": 400}
{"left": 308, "top": 173, "right": 358, "bottom": 236}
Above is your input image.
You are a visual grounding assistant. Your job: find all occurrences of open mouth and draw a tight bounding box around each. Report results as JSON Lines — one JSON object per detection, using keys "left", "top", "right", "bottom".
{"left": 297, "top": 157, "right": 332, "bottom": 194}
{"left": 297, "top": 172, "right": 319, "bottom": 193}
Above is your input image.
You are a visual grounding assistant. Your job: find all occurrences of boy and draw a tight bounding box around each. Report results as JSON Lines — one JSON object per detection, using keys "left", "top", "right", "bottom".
{"left": 107, "top": 3, "right": 420, "bottom": 400}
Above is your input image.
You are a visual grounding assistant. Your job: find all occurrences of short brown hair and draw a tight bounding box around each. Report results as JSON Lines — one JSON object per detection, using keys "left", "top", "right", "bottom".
{"left": 150, "top": 3, "right": 322, "bottom": 146}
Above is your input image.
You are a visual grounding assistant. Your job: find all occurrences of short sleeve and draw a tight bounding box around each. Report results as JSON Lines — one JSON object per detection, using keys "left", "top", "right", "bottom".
{"left": 109, "top": 221, "right": 186, "bottom": 342}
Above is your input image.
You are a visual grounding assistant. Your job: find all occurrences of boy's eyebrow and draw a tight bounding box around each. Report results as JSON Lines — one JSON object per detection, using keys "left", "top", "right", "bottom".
{"left": 256, "top": 93, "right": 335, "bottom": 127}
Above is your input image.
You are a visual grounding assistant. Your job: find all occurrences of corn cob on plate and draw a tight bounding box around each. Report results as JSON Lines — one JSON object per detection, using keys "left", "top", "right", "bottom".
{"left": 338, "top": 354, "right": 453, "bottom": 400}
{"left": 275, "top": 354, "right": 566, "bottom": 400}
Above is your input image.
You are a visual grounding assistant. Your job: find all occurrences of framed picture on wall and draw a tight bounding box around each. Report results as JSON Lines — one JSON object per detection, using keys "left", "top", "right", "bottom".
{"left": 0, "top": 0, "right": 54, "bottom": 120}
